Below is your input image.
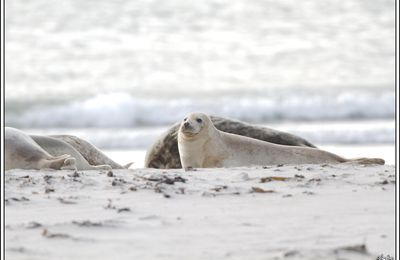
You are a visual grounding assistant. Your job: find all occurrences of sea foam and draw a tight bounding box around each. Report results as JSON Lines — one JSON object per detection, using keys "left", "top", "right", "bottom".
{"left": 6, "top": 91, "right": 394, "bottom": 128}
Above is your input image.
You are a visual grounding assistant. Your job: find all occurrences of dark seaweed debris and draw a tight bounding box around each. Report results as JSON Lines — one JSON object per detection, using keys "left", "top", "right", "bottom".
{"left": 251, "top": 187, "right": 275, "bottom": 193}
{"left": 333, "top": 244, "right": 369, "bottom": 255}
{"left": 42, "top": 229, "right": 71, "bottom": 239}
{"left": 140, "top": 175, "right": 187, "bottom": 185}
{"left": 72, "top": 220, "right": 103, "bottom": 227}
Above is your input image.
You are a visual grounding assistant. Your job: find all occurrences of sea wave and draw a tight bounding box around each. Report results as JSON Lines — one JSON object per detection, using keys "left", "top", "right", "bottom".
{"left": 5, "top": 91, "right": 394, "bottom": 128}
{"left": 20, "top": 119, "right": 394, "bottom": 149}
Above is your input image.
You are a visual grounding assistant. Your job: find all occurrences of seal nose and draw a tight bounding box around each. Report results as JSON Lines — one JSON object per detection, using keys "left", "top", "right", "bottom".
{"left": 184, "top": 122, "right": 190, "bottom": 128}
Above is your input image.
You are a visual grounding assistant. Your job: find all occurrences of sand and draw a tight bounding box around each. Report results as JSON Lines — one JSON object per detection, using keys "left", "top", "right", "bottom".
{"left": 5, "top": 163, "right": 395, "bottom": 260}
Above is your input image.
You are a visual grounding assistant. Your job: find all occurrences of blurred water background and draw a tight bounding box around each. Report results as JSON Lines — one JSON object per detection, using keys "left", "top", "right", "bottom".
{"left": 5, "top": 0, "right": 395, "bottom": 166}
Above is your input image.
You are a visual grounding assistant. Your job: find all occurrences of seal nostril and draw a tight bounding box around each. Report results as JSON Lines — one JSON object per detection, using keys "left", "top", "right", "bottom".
{"left": 184, "top": 122, "right": 190, "bottom": 128}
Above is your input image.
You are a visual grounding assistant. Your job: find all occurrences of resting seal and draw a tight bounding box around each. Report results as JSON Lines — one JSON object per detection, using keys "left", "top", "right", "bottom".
{"left": 5, "top": 127, "right": 114, "bottom": 171}
{"left": 177, "top": 113, "right": 385, "bottom": 169}
{"left": 5, "top": 127, "right": 76, "bottom": 171}
{"left": 145, "top": 116, "right": 316, "bottom": 168}
{"left": 46, "top": 135, "right": 125, "bottom": 169}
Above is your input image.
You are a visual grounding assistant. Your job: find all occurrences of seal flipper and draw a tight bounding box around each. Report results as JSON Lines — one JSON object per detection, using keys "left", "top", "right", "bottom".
{"left": 40, "top": 154, "right": 75, "bottom": 170}
{"left": 123, "top": 162, "right": 134, "bottom": 169}
{"left": 348, "top": 157, "right": 385, "bottom": 165}
{"left": 61, "top": 157, "right": 77, "bottom": 170}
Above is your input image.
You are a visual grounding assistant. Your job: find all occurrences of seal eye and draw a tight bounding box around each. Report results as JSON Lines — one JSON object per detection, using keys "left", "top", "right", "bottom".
{"left": 196, "top": 118, "right": 202, "bottom": 123}
{"left": 183, "top": 117, "right": 187, "bottom": 121}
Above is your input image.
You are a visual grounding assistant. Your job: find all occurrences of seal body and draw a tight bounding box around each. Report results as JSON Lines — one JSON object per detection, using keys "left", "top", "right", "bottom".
{"left": 177, "top": 113, "right": 385, "bottom": 168}
{"left": 30, "top": 135, "right": 112, "bottom": 170}
{"left": 5, "top": 127, "right": 76, "bottom": 170}
{"left": 46, "top": 135, "right": 124, "bottom": 169}
{"left": 145, "top": 115, "right": 316, "bottom": 168}
{"left": 5, "top": 127, "right": 113, "bottom": 171}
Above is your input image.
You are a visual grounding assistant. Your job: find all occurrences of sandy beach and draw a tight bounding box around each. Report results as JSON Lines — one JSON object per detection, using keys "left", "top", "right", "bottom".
{"left": 4, "top": 0, "right": 395, "bottom": 259}
{"left": 5, "top": 163, "right": 395, "bottom": 260}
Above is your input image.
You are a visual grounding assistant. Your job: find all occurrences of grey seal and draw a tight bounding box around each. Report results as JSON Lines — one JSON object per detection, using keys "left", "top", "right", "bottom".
{"left": 46, "top": 135, "right": 126, "bottom": 169}
{"left": 5, "top": 127, "right": 76, "bottom": 171}
{"left": 5, "top": 127, "right": 121, "bottom": 171}
{"left": 145, "top": 115, "right": 316, "bottom": 169}
{"left": 177, "top": 113, "right": 385, "bottom": 169}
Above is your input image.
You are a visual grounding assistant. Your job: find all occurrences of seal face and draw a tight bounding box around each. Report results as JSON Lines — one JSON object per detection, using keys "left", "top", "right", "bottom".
{"left": 179, "top": 115, "right": 206, "bottom": 138}
{"left": 177, "top": 113, "right": 385, "bottom": 169}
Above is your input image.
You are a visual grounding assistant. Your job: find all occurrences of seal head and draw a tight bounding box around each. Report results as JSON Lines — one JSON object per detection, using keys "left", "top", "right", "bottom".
{"left": 179, "top": 113, "right": 212, "bottom": 140}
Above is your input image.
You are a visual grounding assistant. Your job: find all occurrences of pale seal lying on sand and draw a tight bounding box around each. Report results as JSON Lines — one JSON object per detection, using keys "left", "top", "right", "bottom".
{"left": 145, "top": 116, "right": 316, "bottom": 169}
{"left": 5, "top": 127, "right": 116, "bottom": 171}
{"left": 5, "top": 127, "right": 77, "bottom": 171}
{"left": 45, "top": 135, "right": 126, "bottom": 169}
{"left": 177, "top": 113, "right": 385, "bottom": 169}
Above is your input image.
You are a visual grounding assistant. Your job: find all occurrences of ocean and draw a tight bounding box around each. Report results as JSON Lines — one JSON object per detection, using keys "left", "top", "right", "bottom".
{"left": 5, "top": 0, "right": 395, "bottom": 166}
